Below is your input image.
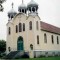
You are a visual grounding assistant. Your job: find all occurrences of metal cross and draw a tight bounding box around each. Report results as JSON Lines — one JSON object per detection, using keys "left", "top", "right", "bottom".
{"left": 22, "top": 0, "right": 23, "bottom": 4}
{"left": 12, "top": 2, "right": 13, "bottom": 9}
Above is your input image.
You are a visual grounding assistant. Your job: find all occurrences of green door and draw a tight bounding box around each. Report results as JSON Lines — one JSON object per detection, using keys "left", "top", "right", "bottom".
{"left": 17, "top": 36, "right": 24, "bottom": 51}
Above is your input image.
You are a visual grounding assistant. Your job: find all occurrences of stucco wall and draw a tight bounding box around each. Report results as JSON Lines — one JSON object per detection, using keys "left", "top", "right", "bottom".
{"left": 6, "top": 13, "right": 60, "bottom": 57}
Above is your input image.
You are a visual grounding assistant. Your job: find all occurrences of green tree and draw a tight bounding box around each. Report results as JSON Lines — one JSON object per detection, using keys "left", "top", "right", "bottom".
{"left": 0, "top": 40, "right": 6, "bottom": 53}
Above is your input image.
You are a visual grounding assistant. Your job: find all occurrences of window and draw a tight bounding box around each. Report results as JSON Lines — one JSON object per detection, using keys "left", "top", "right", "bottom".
{"left": 19, "top": 23, "right": 22, "bottom": 32}
{"left": 8, "top": 47, "right": 11, "bottom": 52}
{"left": 57, "top": 36, "right": 59, "bottom": 44}
{"left": 16, "top": 25, "right": 18, "bottom": 33}
{"left": 8, "top": 27, "right": 11, "bottom": 35}
{"left": 37, "top": 35, "right": 39, "bottom": 44}
{"left": 30, "top": 44, "right": 33, "bottom": 50}
{"left": 44, "top": 33, "right": 47, "bottom": 43}
{"left": 36, "top": 21, "right": 38, "bottom": 30}
{"left": 51, "top": 35, "right": 54, "bottom": 44}
{"left": 23, "top": 23, "right": 25, "bottom": 31}
{"left": 29, "top": 21, "right": 32, "bottom": 30}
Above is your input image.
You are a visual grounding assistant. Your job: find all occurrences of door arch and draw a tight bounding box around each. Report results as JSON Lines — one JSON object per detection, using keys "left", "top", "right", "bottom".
{"left": 17, "top": 36, "right": 24, "bottom": 51}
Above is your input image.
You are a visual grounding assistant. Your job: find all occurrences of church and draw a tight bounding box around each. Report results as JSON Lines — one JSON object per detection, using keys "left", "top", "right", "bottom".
{"left": 6, "top": 0, "right": 60, "bottom": 58}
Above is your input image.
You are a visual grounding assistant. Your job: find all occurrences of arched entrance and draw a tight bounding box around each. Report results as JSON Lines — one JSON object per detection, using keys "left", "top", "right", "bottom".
{"left": 17, "top": 36, "right": 24, "bottom": 51}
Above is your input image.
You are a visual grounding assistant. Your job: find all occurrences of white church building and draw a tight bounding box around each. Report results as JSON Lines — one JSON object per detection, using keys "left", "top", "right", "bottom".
{"left": 6, "top": 0, "right": 60, "bottom": 58}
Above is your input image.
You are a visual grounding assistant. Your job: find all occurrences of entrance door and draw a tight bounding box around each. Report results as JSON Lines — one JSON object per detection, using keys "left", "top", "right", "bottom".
{"left": 17, "top": 36, "right": 24, "bottom": 51}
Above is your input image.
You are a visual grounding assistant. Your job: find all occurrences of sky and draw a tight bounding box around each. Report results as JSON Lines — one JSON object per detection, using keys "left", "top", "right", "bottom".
{"left": 0, "top": 0, "right": 60, "bottom": 40}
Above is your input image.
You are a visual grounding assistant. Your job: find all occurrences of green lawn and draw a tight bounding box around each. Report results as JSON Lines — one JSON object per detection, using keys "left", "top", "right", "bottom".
{"left": 14, "top": 57, "right": 60, "bottom": 60}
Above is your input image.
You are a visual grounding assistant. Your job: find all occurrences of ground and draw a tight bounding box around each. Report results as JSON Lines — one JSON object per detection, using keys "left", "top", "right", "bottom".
{"left": 3, "top": 56, "right": 60, "bottom": 60}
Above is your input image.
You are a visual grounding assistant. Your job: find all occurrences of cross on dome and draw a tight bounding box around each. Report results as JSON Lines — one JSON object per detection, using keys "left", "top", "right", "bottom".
{"left": 27, "top": 0, "right": 38, "bottom": 15}
{"left": 8, "top": 3, "right": 17, "bottom": 19}
{"left": 22, "top": 0, "right": 23, "bottom": 4}
{"left": 31, "top": 0, "right": 33, "bottom": 1}
{"left": 8, "top": 0, "right": 39, "bottom": 17}
{"left": 12, "top": 2, "right": 14, "bottom": 9}
{"left": 18, "top": 0, "right": 27, "bottom": 13}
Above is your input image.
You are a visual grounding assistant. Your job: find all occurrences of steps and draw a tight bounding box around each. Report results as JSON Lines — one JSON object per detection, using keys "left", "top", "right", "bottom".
{"left": 3, "top": 51, "right": 29, "bottom": 59}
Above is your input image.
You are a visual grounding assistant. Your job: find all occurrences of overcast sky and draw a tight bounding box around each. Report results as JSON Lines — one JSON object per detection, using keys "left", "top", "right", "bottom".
{"left": 0, "top": 0, "right": 60, "bottom": 40}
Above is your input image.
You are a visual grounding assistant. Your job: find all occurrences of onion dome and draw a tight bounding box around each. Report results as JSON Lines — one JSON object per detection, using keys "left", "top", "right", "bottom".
{"left": 0, "top": 0, "right": 6, "bottom": 4}
{"left": 0, "top": 4, "right": 4, "bottom": 11}
{"left": 8, "top": 3, "right": 17, "bottom": 19}
{"left": 18, "top": 0, "right": 27, "bottom": 13}
{"left": 27, "top": 0, "right": 38, "bottom": 13}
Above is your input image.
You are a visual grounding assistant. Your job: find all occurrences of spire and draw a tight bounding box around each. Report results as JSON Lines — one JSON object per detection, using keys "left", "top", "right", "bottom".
{"left": 22, "top": 0, "right": 23, "bottom": 4}
{"left": 27, "top": 0, "right": 38, "bottom": 15}
{"left": 12, "top": 2, "right": 14, "bottom": 9}
{"left": 18, "top": 0, "right": 27, "bottom": 13}
{"left": 8, "top": 3, "right": 17, "bottom": 19}
{"left": 31, "top": 0, "right": 34, "bottom": 2}
{"left": 31, "top": 0, "right": 33, "bottom": 1}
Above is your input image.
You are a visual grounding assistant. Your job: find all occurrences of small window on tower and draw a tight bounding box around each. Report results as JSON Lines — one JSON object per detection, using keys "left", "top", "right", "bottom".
{"left": 8, "top": 27, "right": 11, "bottom": 35}
{"left": 29, "top": 21, "right": 32, "bottom": 30}
{"left": 11, "top": 15, "right": 13, "bottom": 19}
{"left": 22, "top": 9, "right": 24, "bottom": 13}
{"left": 36, "top": 21, "right": 38, "bottom": 30}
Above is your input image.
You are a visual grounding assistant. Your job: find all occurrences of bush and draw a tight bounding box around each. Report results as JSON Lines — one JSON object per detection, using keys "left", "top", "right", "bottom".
{"left": 0, "top": 52, "right": 6, "bottom": 58}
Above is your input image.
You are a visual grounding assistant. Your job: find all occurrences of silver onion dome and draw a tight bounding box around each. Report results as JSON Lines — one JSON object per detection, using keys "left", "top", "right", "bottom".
{"left": 8, "top": 3, "right": 17, "bottom": 19}
{"left": 0, "top": 0, "right": 6, "bottom": 4}
{"left": 0, "top": 4, "right": 3, "bottom": 11}
{"left": 27, "top": 0, "right": 38, "bottom": 12}
{"left": 18, "top": 0, "right": 27, "bottom": 13}
{"left": 0, "top": 0, "right": 6, "bottom": 12}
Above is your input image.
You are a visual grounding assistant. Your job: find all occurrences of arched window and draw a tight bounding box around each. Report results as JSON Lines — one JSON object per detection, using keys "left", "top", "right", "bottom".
{"left": 51, "top": 35, "right": 54, "bottom": 44}
{"left": 57, "top": 36, "right": 59, "bottom": 44}
{"left": 11, "top": 15, "right": 13, "bottom": 19}
{"left": 29, "top": 21, "right": 32, "bottom": 30}
{"left": 37, "top": 35, "right": 39, "bottom": 44}
{"left": 30, "top": 44, "right": 33, "bottom": 50}
{"left": 19, "top": 23, "right": 22, "bottom": 32}
{"left": 16, "top": 25, "right": 18, "bottom": 33}
{"left": 8, "top": 27, "right": 11, "bottom": 35}
{"left": 8, "top": 47, "right": 11, "bottom": 52}
{"left": 44, "top": 33, "right": 47, "bottom": 43}
{"left": 23, "top": 23, "right": 25, "bottom": 31}
{"left": 36, "top": 21, "right": 38, "bottom": 30}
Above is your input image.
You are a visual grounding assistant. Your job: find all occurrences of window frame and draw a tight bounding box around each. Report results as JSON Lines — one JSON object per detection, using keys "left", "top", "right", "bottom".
{"left": 19, "top": 23, "right": 22, "bottom": 32}
{"left": 8, "top": 27, "right": 11, "bottom": 35}
{"left": 57, "top": 36, "right": 59, "bottom": 44}
{"left": 36, "top": 21, "right": 39, "bottom": 30}
{"left": 51, "top": 35, "right": 54, "bottom": 44}
{"left": 29, "top": 21, "right": 32, "bottom": 30}
{"left": 37, "top": 35, "right": 39, "bottom": 44}
{"left": 16, "top": 25, "right": 18, "bottom": 33}
{"left": 44, "top": 33, "right": 47, "bottom": 43}
{"left": 23, "top": 23, "right": 25, "bottom": 31}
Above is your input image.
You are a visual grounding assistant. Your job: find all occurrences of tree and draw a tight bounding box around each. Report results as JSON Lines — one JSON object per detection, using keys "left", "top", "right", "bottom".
{"left": 0, "top": 40, "right": 6, "bottom": 53}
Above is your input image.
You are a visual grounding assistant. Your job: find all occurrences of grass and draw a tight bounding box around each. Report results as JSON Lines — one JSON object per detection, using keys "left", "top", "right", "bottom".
{"left": 7, "top": 56, "right": 60, "bottom": 60}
